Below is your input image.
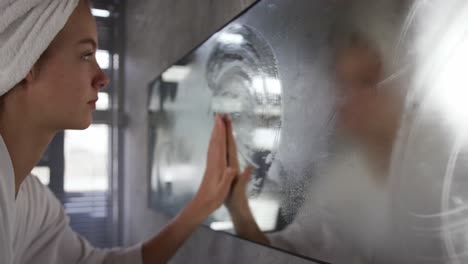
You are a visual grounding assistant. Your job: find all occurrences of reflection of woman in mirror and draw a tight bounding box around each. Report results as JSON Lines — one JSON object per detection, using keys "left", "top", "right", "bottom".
{"left": 227, "top": 0, "right": 468, "bottom": 262}
{"left": 225, "top": 13, "right": 406, "bottom": 264}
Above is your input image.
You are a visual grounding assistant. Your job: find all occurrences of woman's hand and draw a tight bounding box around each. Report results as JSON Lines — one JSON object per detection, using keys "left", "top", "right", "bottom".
{"left": 190, "top": 114, "right": 236, "bottom": 218}
{"left": 223, "top": 117, "right": 253, "bottom": 215}
{"left": 142, "top": 114, "right": 238, "bottom": 264}
{"left": 222, "top": 117, "right": 271, "bottom": 245}
{"left": 142, "top": 115, "right": 268, "bottom": 264}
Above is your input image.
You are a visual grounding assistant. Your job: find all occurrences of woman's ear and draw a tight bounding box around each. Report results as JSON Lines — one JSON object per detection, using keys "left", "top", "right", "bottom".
{"left": 22, "top": 65, "right": 40, "bottom": 88}
{"left": 15, "top": 72, "right": 33, "bottom": 91}
{"left": 24, "top": 71, "right": 34, "bottom": 84}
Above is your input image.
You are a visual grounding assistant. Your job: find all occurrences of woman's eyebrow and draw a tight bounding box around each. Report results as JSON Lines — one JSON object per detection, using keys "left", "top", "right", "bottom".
{"left": 77, "top": 38, "right": 97, "bottom": 49}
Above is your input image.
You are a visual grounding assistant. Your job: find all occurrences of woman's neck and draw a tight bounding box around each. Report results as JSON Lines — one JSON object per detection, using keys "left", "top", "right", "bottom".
{"left": 363, "top": 129, "right": 398, "bottom": 185}
{"left": 0, "top": 111, "right": 55, "bottom": 196}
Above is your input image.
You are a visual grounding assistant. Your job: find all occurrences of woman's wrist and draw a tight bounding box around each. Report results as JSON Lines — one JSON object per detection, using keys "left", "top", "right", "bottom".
{"left": 227, "top": 200, "right": 256, "bottom": 224}
{"left": 182, "top": 196, "right": 214, "bottom": 225}
{"left": 228, "top": 204, "right": 268, "bottom": 244}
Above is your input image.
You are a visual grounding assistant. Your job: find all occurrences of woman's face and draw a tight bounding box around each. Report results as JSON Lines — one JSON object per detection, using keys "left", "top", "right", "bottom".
{"left": 24, "top": 0, "right": 108, "bottom": 131}
{"left": 334, "top": 44, "right": 400, "bottom": 141}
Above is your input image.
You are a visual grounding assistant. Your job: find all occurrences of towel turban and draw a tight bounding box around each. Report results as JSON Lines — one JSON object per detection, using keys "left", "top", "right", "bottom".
{"left": 0, "top": 0, "right": 80, "bottom": 96}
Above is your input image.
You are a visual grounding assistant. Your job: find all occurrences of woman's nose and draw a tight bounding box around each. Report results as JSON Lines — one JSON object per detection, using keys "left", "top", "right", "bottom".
{"left": 94, "top": 67, "right": 110, "bottom": 90}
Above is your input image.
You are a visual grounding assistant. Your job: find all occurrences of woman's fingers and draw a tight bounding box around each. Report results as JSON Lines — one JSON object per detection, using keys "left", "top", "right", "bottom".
{"left": 240, "top": 167, "right": 253, "bottom": 183}
{"left": 217, "top": 114, "right": 228, "bottom": 170}
{"left": 224, "top": 166, "right": 252, "bottom": 214}
{"left": 224, "top": 116, "right": 240, "bottom": 170}
{"left": 207, "top": 114, "right": 228, "bottom": 173}
{"left": 231, "top": 167, "right": 252, "bottom": 198}
{"left": 220, "top": 168, "right": 236, "bottom": 196}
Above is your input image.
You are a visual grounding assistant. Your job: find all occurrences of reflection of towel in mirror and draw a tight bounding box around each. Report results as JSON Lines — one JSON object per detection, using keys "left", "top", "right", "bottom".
{"left": 268, "top": 143, "right": 392, "bottom": 264}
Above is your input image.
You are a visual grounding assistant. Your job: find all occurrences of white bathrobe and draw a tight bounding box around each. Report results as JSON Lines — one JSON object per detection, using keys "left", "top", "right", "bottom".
{"left": 0, "top": 136, "right": 143, "bottom": 264}
{"left": 269, "top": 145, "right": 393, "bottom": 264}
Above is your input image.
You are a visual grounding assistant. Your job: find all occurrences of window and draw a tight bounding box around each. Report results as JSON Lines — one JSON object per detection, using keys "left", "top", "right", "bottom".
{"left": 32, "top": 167, "right": 51, "bottom": 186}
{"left": 64, "top": 125, "right": 110, "bottom": 192}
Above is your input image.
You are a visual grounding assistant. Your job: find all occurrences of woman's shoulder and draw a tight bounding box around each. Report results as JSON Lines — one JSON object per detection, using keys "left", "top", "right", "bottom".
{"left": 17, "top": 175, "right": 66, "bottom": 223}
{"left": 20, "top": 175, "right": 53, "bottom": 199}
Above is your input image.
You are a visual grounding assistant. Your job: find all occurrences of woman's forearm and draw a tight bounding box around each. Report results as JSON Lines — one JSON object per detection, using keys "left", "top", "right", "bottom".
{"left": 141, "top": 199, "right": 209, "bottom": 264}
{"left": 228, "top": 204, "right": 270, "bottom": 246}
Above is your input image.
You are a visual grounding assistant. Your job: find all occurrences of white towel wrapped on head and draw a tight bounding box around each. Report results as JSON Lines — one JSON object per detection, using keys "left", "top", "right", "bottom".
{"left": 0, "top": 0, "right": 79, "bottom": 96}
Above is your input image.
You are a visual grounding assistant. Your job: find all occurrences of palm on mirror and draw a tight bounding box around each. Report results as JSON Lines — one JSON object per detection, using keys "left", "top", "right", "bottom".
{"left": 191, "top": 114, "right": 236, "bottom": 216}
{"left": 222, "top": 117, "right": 270, "bottom": 245}
{"left": 225, "top": 167, "right": 253, "bottom": 214}
{"left": 223, "top": 117, "right": 253, "bottom": 214}
{"left": 142, "top": 114, "right": 239, "bottom": 264}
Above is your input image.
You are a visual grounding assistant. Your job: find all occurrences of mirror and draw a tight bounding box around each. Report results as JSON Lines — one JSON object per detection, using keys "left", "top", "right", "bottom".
{"left": 148, "top": 0, "right": 468, "bottom": 263}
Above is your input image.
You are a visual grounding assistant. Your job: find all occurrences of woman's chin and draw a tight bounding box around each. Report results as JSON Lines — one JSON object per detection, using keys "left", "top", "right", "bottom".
{"left": 63, "top": 117, "right": 93, "bottom": 130}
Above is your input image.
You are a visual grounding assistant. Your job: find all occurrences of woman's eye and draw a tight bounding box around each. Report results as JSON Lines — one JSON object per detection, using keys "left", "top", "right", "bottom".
{"left": 82, "top": 52, "right": 95, "bottom": 61}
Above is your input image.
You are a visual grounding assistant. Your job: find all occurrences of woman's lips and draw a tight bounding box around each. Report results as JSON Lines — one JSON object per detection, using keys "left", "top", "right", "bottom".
{"left": 88, "top": 99, "right": 98, "bottom": 109}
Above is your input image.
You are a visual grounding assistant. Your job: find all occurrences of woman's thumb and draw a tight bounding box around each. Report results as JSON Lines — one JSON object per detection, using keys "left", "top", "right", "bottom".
{"left": 240, "top": 166, "right": 253, "bottom": 185}
{"left": 221, "top": 167, "right": 236, "bottom": 191}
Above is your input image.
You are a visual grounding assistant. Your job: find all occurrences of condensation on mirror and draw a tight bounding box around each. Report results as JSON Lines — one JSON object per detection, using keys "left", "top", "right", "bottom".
{"left": 148, "top": 0, "right": 468, "bottom": 263}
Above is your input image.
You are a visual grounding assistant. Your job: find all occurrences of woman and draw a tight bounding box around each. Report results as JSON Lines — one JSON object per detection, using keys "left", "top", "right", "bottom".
{"left": 0, "top": 0, "right": 243, "bottom": 263}
{"left": 228, "top": 0, "right": 468, "bottom": 263}
{"left": 226, "top": 36, "right": 402, "bottom": 264}
{"left": 224, "top": 3, "right": 406, "bottom": 262}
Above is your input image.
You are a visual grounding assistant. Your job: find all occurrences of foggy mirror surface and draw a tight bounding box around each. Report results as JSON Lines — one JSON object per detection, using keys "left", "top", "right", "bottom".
{"left": 148, "top": 0, "right": 468, "bottom": 263}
